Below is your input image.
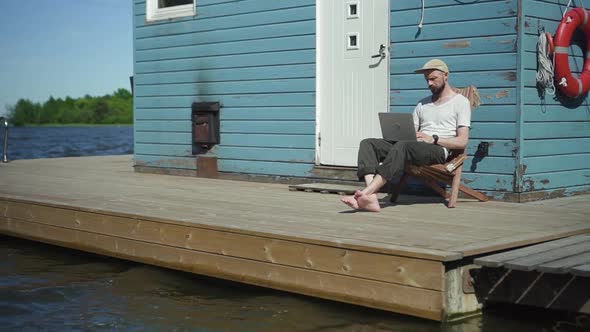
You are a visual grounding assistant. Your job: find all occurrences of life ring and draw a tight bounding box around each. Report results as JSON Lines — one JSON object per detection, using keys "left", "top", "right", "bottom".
{"left": 553, "top": 8, "right": 590, "bottom": 98}
{"left": 545, "top": 32, "right": 554, "bottom": 56}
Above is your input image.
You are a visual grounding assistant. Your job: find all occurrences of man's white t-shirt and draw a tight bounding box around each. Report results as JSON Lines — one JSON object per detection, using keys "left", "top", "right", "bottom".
{"left": 412, "top": 93, "right": 471, "bottom": 138}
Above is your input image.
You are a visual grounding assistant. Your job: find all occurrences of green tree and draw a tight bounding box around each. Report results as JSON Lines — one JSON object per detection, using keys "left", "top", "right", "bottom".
{"left": 8, "top": 99, "right": 42, "bottom": 126}
{"left": 94, "top": 99, "right": 109, "bottom": 123}
{"left": 40, "top": 96, "right": 59, "bottom": 124}
{"left": 6, "top": 88, "right": 133, "bottom": 126}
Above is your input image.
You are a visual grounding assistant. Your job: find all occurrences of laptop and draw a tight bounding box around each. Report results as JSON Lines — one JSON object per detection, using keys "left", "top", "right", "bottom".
{"left": 378, "top": 112, "right": 417, "bottom": 142}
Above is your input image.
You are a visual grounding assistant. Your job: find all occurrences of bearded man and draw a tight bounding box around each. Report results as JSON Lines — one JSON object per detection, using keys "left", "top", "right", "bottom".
{"left": 341, "top": 59, "right": 471, "bottom": 212}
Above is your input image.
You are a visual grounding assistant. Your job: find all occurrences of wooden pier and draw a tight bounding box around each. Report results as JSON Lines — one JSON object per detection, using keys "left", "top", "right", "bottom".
{"left": 0, "top": 155, "right": 589, "bottom": 321}
{"left": 474, "top": 235, "right": 590, "bottom": 314}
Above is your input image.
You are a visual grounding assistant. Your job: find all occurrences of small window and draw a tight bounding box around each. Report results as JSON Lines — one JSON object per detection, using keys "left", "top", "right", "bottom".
{"left": 347, "top": 1, "right": 360, "bottom": 19}
{"left": 146, "top": 0, "right": 195, "bottom": 22}
{"left": 160, "top": 0, "right": 192, "bottom": 6}
{"left": 347, "top": 33, "right": 359, "bottom": 50}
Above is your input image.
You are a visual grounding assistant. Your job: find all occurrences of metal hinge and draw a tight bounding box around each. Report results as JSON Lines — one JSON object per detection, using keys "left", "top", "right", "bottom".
{"left": 318, "top": 132, "right": 321, "bottom": 147}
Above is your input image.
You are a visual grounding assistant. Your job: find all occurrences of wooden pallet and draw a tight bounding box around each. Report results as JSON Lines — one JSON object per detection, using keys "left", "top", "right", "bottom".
{"left": 288, "top": 183, "right": 360, "bottom": 195}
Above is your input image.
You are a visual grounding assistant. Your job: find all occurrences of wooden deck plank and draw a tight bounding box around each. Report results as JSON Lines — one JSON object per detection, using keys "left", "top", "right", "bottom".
{"left": 570, "top": 263, "right": 590, "bottom": 277}
{"left": 0, "top": 182, "right": 529, "bottom": 255}
{"left": 474, "top": 235, "right": 590, "bottom": 267}
{"left": 4, "top": 160, "right": 587, "bottom": 235}
{"left": 1, "top": 186, "right": 581, "bottom": 261}
{"left": 503, "top": 242, "right": 590, "bottom": 271}
{"left": 536, "top": 251, "right": 590, "bottom": 274}
{"left": 448, "top": 228, "right": 590, "bottom": 257}
{"left": 1, "top": 156, "right": 589, "bottom": 260}
{"left": 30, "top": 186, "right": 589, "bottom": 234}
{"left": 1, "top": 176, "right": 584, "bottom": 248}
{"left": 0, "top": 196, "right": 462, "bottom": 261}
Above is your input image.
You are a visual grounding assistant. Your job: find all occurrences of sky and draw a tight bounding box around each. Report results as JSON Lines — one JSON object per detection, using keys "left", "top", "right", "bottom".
{"left": 0, "top": 0, "right": 133, "bottom": 117}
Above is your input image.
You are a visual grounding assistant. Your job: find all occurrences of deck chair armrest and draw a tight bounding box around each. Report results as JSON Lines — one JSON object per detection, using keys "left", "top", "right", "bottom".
{"left": 444, "top": 153, "right": 467, "bottom": 173}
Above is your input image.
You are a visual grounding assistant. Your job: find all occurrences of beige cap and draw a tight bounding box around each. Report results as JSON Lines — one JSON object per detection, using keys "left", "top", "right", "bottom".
{"left": 415, "top": 59, "right": 449, "bottom": 73}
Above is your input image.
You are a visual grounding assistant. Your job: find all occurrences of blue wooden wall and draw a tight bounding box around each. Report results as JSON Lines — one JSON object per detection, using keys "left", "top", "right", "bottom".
{"left": 132, "top": 0, "right": 317, "bottom": 176}
{"left": 521, "top": 0, "right": 590, "bottom": 196}
{"left": 133, "top": 0, "right": 590, "bottom": 198}
{"left": 390, "top": 0, "right": 519, "bottom": 194}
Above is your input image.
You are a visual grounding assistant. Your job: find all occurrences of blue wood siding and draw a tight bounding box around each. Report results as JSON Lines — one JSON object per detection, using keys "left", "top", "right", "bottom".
{"left": 390, "top": 0, "right": 519, "bottom": 192}
{"left": 521, "top": 0, "right": 590, "bottom": 193}
{"left": 131, "top": 0, "right": 589, "bottom": 197}
{"left": 133, "top": 0, "right": 316, "bottom": 174}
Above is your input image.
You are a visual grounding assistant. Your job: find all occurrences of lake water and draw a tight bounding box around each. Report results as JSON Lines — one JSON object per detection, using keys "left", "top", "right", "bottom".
{"left": 0, "top": 126, "right": 588, "bottom": 331}
{"left": 0, "top": 126, "right": 133, "bottom": 160}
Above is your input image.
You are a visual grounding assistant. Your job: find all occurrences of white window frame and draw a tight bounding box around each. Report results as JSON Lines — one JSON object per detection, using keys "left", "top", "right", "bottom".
{"left": 346, "top": 1, "right": 360, "bottom": 19}
{"left": 146, "top": 0, "right": 195, "bottom": 22}
{"left": 346, "top": 32, "right": 359, "bottom": 50}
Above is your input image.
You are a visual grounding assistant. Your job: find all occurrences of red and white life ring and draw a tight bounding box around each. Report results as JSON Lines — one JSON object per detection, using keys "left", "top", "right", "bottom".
{"left": 553, "top": 7, "right": 590, "bottom": 98}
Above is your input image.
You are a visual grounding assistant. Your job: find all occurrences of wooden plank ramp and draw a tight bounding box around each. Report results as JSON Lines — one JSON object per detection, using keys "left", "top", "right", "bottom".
{"left": 475, "top": 235, "right": 590, "bottom": 274}
{"left": 1, "top": 155, "right": 589, "bottom": 322}
{"left": 288, "top": 183, "right": 359, "bottom": 195}
{"left": 473, "top": 235, "right": 590, "bottom": 314}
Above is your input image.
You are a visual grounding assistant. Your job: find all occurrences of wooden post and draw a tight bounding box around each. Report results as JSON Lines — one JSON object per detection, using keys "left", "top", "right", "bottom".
{"left": 197, "top": 156, "right": 218, "bottom": 178}
{"left": 443, "top": 262, "right": 483, "bottom": 321}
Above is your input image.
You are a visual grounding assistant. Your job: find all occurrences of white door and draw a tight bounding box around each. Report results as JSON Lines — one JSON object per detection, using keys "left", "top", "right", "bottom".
{"left": 317, "top": 0, "right": 390, "bottom": 166}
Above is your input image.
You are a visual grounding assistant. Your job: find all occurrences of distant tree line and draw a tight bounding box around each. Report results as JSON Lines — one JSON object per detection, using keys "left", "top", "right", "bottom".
{"left": 5, "top": 88, "right": 133, "bottom": 126}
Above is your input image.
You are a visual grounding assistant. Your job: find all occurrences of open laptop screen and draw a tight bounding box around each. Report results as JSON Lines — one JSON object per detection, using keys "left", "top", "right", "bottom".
{"left": 378, "top": 113, "right": 417, "bottom": 142}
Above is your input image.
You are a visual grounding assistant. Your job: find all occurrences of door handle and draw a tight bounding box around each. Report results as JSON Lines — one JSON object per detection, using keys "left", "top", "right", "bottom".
{"left": 371, "top": 44, "right": 387, "bottom": 59}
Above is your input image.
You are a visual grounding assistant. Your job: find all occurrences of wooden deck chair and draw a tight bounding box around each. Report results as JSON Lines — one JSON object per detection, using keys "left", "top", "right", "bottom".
{"left": 389, "top": 86, "right": 489, "bottom": 208}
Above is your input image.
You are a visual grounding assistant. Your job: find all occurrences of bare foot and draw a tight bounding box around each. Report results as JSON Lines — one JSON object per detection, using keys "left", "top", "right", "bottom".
{"left": 340, "top": 195, "right": 359, "bottom": 209}
{"left": 356, "top": 191, "right": 381, "bottom": 212}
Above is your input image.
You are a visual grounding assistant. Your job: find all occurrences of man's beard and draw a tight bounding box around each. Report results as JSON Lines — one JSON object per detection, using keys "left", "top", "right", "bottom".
{"left": 430, "top": 81, "right": 445, "bottom": 96}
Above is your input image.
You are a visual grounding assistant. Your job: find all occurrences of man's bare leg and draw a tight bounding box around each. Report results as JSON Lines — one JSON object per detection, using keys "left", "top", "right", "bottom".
{"left": 364, "top": 174, "right": 375, "bottom": 187}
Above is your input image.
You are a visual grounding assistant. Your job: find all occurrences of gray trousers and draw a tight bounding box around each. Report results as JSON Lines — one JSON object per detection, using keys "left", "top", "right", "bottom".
{"left": 356, "top": 138, "right": 446, "bottom": 182}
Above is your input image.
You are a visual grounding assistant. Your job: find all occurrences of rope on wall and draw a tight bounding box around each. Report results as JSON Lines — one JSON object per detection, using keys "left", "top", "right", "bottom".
{"left": 564, "top": 0, "right": 574, "bottom": 17}
{"left": 536, "top": 31, "right": 556, "bottom": 96}
{"left": 563, "top": 0, "right": 587, "bottom": 16}
{"left": 418, "top": 0, "right": 425, "bottom": 29}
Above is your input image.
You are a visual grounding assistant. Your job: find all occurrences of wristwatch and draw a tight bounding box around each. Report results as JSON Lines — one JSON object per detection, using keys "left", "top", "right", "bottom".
{"left": 432, "top": 135, "right": 439, "bottom": 145}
